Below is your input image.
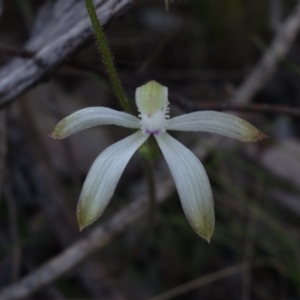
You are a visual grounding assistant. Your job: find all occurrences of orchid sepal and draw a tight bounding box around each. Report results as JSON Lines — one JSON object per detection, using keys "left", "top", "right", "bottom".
{"left": 156, "top": 133, "right": 215, "bottom": 242}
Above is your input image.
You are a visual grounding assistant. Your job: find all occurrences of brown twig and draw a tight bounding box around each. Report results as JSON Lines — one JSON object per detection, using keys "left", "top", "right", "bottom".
{"left": 232, "top": 0, "right": 300, "bottom": 104}
{"left": 148, "top": 261, "right": 265, "bottom": 300}
{"left": 171, "top": 95, "right": 300, "bottom": 117}
{"left": 149, "top": 257, "right": 287, "bottom": 300}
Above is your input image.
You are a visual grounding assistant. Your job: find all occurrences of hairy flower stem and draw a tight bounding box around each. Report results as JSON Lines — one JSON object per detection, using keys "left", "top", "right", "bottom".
{"left": 84, "top": 1, "right": 157, "bottom": 235}
{"left": 84, "top": 0, "right": 132, "bottom": 114}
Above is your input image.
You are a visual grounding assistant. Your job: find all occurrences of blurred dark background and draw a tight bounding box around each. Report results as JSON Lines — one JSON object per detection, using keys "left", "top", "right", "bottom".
{"left": 1, "top": 0, "right": 300, "bottom": 299}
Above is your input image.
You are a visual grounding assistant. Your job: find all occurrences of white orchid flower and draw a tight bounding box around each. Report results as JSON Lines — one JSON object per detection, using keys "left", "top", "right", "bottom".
{"left": 51, "top": 81, "right": 266, "bottom": 242}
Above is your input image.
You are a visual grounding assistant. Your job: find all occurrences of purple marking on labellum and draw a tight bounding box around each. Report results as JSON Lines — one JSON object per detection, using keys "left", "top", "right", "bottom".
{"left": 146, "top": 129, "right": 160, "bottom": 135}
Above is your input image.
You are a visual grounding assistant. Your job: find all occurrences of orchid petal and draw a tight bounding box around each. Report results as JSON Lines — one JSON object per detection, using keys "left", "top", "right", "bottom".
{"left": 77, "top": 131, "right": 147, "bottom": 230}
{"left": 50, "top": 107, "right": 140, "bottom": 139}
{"left": 156, "top": 133, "right": 215, "bottom": 242}
{"left": 167, "top": 111, "right": 267, "bottom": 142}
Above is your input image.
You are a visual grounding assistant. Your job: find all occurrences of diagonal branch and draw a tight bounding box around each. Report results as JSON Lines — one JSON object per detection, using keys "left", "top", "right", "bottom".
{"left": 0, "top": 0, "right": 134, "bottom": 108}
{"left": 149, "top": 261, "right": 252, "bottom": 300}
{"left": 232, "top": 0, "right": 300, "bottom": 104}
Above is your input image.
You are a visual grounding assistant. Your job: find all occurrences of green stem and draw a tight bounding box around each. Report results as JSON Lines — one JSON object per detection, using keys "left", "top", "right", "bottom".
{"left": 84, "top": 0, "right": 132, "bottom": 114}
{"left": 142, "top": 157, "right": 156, "bottom": 219}
{"left": 113, "top": 157, "right": 156, "bottom": 277}
{"left": 84, "top": 3, "right": 157, "bottom": 264}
